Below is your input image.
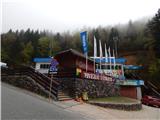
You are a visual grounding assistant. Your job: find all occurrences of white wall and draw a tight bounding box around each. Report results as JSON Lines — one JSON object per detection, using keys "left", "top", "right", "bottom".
{"left": 35, "top": 62, "right": 50, "bottom": 74}
{"left": 136, "top": 87, "right": 142, "bottom": 100}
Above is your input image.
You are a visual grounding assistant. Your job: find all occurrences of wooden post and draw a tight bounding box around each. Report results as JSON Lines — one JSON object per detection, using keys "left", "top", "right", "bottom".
{"left": 49, "top": 73, "right": 53, "bottom": 102}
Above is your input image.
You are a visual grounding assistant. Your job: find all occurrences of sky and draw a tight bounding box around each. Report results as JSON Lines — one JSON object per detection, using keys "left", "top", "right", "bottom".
{"left": 1, "top": 0, "right": 160, "bottom": 33}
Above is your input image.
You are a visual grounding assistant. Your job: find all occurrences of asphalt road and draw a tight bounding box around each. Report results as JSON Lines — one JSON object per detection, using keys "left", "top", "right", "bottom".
{"left": 2, "top": 83, "right": 160, "bottom": 120}
{"left": 1, "top": 83, "right": 89, "bottom": 120}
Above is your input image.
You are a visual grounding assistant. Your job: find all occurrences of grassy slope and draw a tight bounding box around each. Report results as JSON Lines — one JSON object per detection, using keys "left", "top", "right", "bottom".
{"left": 89, "top": 96, "right": 139, "bottom": 103}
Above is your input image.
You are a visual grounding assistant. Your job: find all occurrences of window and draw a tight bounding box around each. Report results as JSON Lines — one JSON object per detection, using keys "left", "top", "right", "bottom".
{"left": 40, "top": 64, "right": 50, "bottom": 69}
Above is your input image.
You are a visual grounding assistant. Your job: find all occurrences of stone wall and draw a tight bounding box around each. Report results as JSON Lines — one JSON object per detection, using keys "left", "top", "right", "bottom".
{"left": 75, "top": 78, "right": 120, "bottom": 98}
{"left": 55, "top": 78, "right": 76, "bottom": 97}
{"left": 89, "top": 102, "right": 142, "bottom": 111}
{"left": 58, "top": 78, "right": 120, "bottom": 98}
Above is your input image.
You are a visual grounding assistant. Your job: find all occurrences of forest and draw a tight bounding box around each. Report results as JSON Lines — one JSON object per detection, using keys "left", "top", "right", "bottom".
{"left": 1, "top": 9, "right": 160, "bottom": 82}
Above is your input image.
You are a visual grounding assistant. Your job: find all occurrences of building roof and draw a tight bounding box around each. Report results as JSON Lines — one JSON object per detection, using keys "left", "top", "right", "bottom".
{"left": 124, "top": 65, "right": 143, "bottom": 70}
{"left": 55, "top": 49, "right": 94, "bottom": 62}
{"left": 0, "top": 62, "right": 7, "bottom": 67}
{"left": 33, "top": 57, "right": 52, "bottom": 63}
{"left": 94, "top": 58, "right": 127, "bottom": 64}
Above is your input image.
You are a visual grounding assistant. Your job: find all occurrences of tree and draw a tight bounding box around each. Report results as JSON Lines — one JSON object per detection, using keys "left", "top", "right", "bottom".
{"left": 37, "top": 37, "right": 50, "bottom": 57}
{"left": 143, "top": 9, "right": 160, "bottom": 86}
{"left": 126, "top": 20, "right": 137, "bottom": 41}
{"left": 1, "top": 30, "right": 23, "bottom": 65}
{"left": 108, "top": 27, "right": 120, "bottom": 57}
{"left": 147, "top": 9, "right": 160, "bottom": 58}
{"left": 21, "top": 42, "right": 34, "bottom": 64}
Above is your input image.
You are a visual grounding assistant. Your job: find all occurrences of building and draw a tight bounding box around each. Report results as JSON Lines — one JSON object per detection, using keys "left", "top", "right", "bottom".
{"left": 53, "top": 49, "right": 118, "bottom": 98}
{"left": 33, "top": 57, "right": 52, "bottom": 74}
{"left": 54, "top": 49, "right": 94, "bottom": 75}
{"left": 94, "top": 57, "right": 144, "bottom": 100}
{"left": 33, "top": 49, "right": 144, "bottom": 100}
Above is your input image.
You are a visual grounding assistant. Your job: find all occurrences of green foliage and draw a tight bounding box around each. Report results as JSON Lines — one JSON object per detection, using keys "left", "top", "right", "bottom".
{"left": 21, "top": 42, "right": 34, "bottom": 64}
{"left": 147, "top": 9, "right": 160, "bottom": 58}
{"left": 1, "top": 10, "right": 159, "bottom": 68}
{"left": 37, "top": 37, "right": 50, "bottom": 57}
{"left": 148, "top": 59, "right": 160, "bottom": 80}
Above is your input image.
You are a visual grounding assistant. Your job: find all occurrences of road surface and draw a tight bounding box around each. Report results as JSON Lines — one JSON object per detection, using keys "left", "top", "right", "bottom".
{"left": 1, "top": 83, "right": 90, "bottom": 120}
{"left": 2, "top": 83, "right": 160, "bottom": 120}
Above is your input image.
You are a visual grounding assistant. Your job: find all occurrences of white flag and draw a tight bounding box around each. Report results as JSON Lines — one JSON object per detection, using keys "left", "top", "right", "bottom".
{"left": 108, "top": 47, "right": 112, "bottom": 71}
{"left": 99, "top": 40, "right": 103, "bottom": 73}
{"left": 94, "top": 36, "right": 97, "bottom": 58}
{"left": 105, "top": 44, "right": 108, "bottom": 62}
{"left": 113, "top": 49, "right": 116, "bottom": 69}
{"left": 99, "top": 40, "right": 103, "bottom": 58}
{"left": 94, "top": 36, "right": 97, "bottom": 73}
{"left": 108, "top": 47, "right": 111, "bottom": 58}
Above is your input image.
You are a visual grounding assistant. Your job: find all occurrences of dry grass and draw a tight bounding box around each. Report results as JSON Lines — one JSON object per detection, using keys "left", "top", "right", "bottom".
{"left": 89, "top": 96, "right": 139, "bottom": 103}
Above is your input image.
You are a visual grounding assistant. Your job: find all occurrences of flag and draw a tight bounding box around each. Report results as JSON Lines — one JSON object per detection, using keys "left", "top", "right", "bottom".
{"left": 105, "top": 44, "right": 108, "bottom": 62}
{"left": 99, "top": 40, "right": 103, "bottom": 58}
{"left": 80, "top": 31, "right": 88, "bottom": 56}
{"left": 113, "top": 49, "right": 116, "bottom": 69}
{"left": 94, "top": 36, "right": 97, "bottom": 73}
{"left": 108, "top": 47, "right": 112, "bottom": 71}
{"left": 80, "top": 31, "right": 88, "bottom": 72}
{"left": 94, "top": 36, "right": 97, "bottom": 58}
{"left": 99, "top": 40, "right": 103, "bottom": 74}
{"left": 108, "top": 47, "right": 111, "bottom": 59}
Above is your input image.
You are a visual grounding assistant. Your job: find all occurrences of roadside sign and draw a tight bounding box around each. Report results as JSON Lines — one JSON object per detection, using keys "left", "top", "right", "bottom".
{"left": 49, "top": 58, "right": 59, "bottom": 73}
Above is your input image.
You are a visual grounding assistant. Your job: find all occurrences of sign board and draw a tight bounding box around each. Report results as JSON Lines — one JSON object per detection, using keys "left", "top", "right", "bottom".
{"left": 49, "top": 58, "right": 59, "bottom": 74}
{"left": 119, "top": 80, "right": 144, "bottom": 86}
{"left": 97, "top": 69, "right": 124, "bottom": 79}
{"left": 81, "top": 72, "right": 114, "bottom": 82}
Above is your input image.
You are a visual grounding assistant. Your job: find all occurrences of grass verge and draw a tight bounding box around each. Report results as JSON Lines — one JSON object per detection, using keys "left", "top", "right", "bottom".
{"left": 89, "top": 96, "right": 139, "bottom": 103}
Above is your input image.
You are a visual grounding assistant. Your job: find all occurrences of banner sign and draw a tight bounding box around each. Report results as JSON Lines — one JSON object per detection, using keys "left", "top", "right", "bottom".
{"left": 119, "top": 80, "right": 144, "bottom": 86}
{"left": 81, "top": 72, "right": 114, "bottom": 82}
{"left": 101, "top": 69, "right": 123, "bottom": 78}
{"left": 80, "top": 31, "right": 88, "bottom": 55}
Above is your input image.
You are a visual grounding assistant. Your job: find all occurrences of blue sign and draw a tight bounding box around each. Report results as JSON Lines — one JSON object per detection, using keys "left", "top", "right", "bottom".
{"left": 49, "top": 58, "right": 59, "bottom": 72}
{"left": 80, "top": 31, "right": 88, "bottom": 55}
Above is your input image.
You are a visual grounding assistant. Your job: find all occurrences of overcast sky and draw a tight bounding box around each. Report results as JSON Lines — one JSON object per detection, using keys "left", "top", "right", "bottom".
{"left": 2, "top": 0, "right": 160, "bottom": 33}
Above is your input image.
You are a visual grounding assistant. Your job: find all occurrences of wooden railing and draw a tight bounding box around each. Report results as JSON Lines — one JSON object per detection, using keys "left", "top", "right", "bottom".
{"left": 1, "top": 65, "right": 60, "bottom": 100}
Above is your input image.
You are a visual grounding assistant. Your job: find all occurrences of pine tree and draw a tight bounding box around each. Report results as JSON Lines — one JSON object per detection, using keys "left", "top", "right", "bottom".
{"left": 147, "top": 9, "right": 160, "bottom": 58}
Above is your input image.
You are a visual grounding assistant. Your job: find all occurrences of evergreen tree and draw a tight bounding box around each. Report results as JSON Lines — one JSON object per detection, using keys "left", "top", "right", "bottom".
{"left": 147, "top": 9, "right": 160, "bottom": 58}
{"left": 108, "top": 27, "right": 120, "bottom": 57}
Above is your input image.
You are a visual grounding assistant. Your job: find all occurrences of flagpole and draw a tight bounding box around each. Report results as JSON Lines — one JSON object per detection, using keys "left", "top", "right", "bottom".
{"left": 113, "top": 49, "right": 116, "bottom": 70}
{"left": 49, "top": 74, "right": 53, "bottom": 102}
{"left": 86, "top": 53, "right": 88, "bottom": 72}
{"left": 94, "top": 58, "right": 95, "bottom": 73}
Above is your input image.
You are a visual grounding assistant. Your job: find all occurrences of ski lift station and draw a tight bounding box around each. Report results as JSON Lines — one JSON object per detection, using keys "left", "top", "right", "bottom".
{"left": 33, "top": 49, "right": 144, "bottom": 100}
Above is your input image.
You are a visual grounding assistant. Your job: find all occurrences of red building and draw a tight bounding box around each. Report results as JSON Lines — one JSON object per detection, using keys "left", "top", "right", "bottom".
{"left": 55, "top": 49, "right": 94, "bottom": 73}
{"left": 54, "top": 49, "right": 114, "bottom": 82}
